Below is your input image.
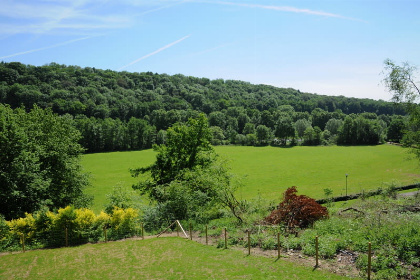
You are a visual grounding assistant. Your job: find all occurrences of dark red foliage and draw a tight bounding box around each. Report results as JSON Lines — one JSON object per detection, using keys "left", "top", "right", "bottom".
{"left": 265, "top": 186, "right": 328, "bottom": 229}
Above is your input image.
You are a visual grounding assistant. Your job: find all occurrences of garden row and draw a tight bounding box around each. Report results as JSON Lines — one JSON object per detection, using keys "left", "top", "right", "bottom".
{"left": 0, "top": 206, "right": 140, "bottom": 251}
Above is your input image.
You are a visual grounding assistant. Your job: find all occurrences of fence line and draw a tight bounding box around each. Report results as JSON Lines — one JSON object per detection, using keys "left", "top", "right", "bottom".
{"left": 2, "top": 221, "right": 373, "bottom": 278}
{"left": 181, "top": 223, "right": 372, "bottom": 279}
{"left": 316, "top": 183, "right": 420, "bottom": 204}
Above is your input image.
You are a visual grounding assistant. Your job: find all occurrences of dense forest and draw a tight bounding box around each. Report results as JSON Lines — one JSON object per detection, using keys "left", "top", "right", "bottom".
{"left": 0, "top": 62, "right": 407, "bottom": 152}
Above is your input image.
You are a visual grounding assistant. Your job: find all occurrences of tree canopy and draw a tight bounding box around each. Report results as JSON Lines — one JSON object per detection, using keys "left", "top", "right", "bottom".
{"left": 383, "top": 59, "right": 420, "bottom": 157}
{"left": 0, "top": 61, "right": 410, "bottom": 151}
{"left": 131, "top": 114, "right": 242, "bottom": 224}
{"left": 0, "top": 105, "right": 91, "bottom": 219}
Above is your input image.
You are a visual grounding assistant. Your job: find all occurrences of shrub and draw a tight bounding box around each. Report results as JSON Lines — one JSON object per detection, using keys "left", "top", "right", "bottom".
{"left": 5, "top": 213, "right": 37, "bottom": 250}
{"left": 261, "top": 236, "right": 277, "bottom": 250}
{"left": 6, "top": 213, "right": 36, "bottom": 238}
{"left": 0, "top": 215, "right": 11, "bottom": 250}
{"left": 109, "top": 207, "right": 139, "bottom": 239}
{"left": 265, "top": 186, "right": 328, "bottom": 230}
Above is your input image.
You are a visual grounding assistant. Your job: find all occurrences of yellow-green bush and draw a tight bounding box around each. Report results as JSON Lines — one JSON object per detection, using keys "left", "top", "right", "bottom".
{"left": 6, "top": 213, "right": 36, "bottom": 240}
{"left": 1, "top": 206, "right": 141, "bottom": 251}
{"left": 75, "top": 208, "right": 96, "bottom": 231}
{"left": 95, "top": 211, "right": 111, "bottom": 226}
{"left": 54, "top": 206, "right": 77, "bottom": 230}
{"left": 109, "top": 207, "right": 139, "bottom": 239}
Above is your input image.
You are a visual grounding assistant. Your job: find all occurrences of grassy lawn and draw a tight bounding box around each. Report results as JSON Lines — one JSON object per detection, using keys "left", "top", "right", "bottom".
{"left": 0, "top": 237, "right": 352, "bottom": 280}
{"left": 82, "top": 144, "right": 419, "bottom": 212}
{"left": 81, "top": 149, "right": 156, "bottom": 212}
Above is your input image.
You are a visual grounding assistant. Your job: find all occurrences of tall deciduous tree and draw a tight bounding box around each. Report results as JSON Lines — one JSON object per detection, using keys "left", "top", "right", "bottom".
{"left": 383, "top": 59, "right": 420, "bottom": 158}
{"left": 294, "top": 118, "right": 311, "bottom": 140}
{"left": 256, "top": 124, "right": 271, "bottom": 145}
{"left": 131, "top": 114, "right": 243, "bottom": 223}
{"left": 131, "top": 114, "right": 214, "bottom": 201}
{"left": 0, "top": 105, "right": 91, "bottom": 219}
{"left": 274, "top": 115, "right": 295, "bottom": 145}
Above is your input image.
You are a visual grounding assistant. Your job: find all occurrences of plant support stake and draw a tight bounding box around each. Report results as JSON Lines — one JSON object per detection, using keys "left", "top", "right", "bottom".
{"left": 315, "top": 236, "right": 319, "bottom": 268}
{"left": 248, "top": 230, "right": 251, "bottom": 255}
{"left": 368, "top": 242, "right": 372, "bottom": 280}
{"left": 189, "top": 223, "right": 192, "bottom": 240}
{"left": 65, "top": 227, "right": 69, "bottom": 247}
{"left": 21, "top": 233, "right": 25, "bottom": 253}
{"left": 205, "top": 225, "right": 208, "bottom": 245}
{"left": 224, "top": 228, "right": 227, "bottom": 249}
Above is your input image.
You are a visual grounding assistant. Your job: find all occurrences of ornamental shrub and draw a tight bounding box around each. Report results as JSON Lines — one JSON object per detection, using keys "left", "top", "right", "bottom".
{"left": 6, "top": 213, "right": 36, "bottom": 238}
{"left": 0, "top": 206, "right": 141, "bottom": 251}
{"left": 265, "top": 186, "right": 328, "bottom": 230}
{"left": 109, "top": 207, "right": 139, "bottom": 239}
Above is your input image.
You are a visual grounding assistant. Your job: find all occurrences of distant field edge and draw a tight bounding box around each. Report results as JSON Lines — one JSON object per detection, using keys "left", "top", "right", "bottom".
{"left": 316, "top": 183, "right": 420, "bottom": 204}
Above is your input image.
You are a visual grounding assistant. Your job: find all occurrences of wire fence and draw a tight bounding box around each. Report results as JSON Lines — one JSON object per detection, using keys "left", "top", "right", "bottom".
{"left": 1, "top": 219, "right": 374, "bottom": 279}
{"left": 158, "top": 221, "right": 374, "bottom": 280}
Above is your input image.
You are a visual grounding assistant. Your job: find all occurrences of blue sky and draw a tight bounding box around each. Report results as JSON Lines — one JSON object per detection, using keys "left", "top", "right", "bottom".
{"left": 0, "top": 0, "right": 419, "bottom": 101}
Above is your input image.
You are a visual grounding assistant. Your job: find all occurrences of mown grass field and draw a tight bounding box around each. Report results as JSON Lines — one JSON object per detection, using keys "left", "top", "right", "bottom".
{"left": 82, "top": 144, "right": 419, "bottom": 212}
{"left": 0, "top": 237, "right": 352, "bottom": 279}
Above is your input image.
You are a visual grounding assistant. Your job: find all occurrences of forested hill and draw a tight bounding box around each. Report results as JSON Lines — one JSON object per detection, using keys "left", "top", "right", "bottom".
{"left": 0, "top": 62, "right": 402, "bottom": 118}
{"left": 0, "top": 62, "right": 406, "bottom": 152}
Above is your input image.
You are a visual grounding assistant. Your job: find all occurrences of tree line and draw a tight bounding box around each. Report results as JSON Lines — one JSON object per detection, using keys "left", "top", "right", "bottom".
{"left": 0, "top": 62, "right": 408, "bottom": 152}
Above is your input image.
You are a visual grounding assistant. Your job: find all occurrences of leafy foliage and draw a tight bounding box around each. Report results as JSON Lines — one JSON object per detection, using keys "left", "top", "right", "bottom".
{"left": 0, "top": 104, "right": 91, "bottom": 219}
{"left": 132, "top": 114, "right": 243, "bottom": 227}
{"left": 131, "top": 114, "right": 214, "bottom": 201}
{"left": 383, "top": 59, "right": 420, "bottom": 158}
{"left": 0, "top": 61, "right": 408, "bottom": 153}
{"left": 1, "top": 205, "right": 139, "bottom": 251}
{"left": 265, "top": 186, "right": 328, "bottom": 230}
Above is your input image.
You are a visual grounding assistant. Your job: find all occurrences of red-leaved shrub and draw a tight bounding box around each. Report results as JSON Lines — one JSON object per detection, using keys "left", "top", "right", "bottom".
{"left": 265, "top": 186, "right": 328, "bottom": 230}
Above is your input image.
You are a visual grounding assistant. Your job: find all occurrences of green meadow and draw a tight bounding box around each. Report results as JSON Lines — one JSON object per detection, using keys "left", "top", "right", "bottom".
{"left": 0, "top": 237, "right": 352, "bottom": 280}
{"left": 82, "top": 144, "right": 419, "bottom": 212}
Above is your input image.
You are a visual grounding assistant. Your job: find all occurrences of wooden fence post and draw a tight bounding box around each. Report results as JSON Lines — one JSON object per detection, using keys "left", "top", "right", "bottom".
{"left": 248, "top": 230, "right": 251, "bottom": 255}
{"left": 368, "top": 242, "right": 372, "bottom": 280}
{"left": 205, "top": 225, "right": 208, "bottom": 245}
{"left": 189, "top": 223, "right": 192, "bottom": 240}
{"left": 65, "top": 227, "right": 69, "bottom": 247}
{"left": 224, "top": 228, "right": 227, "bottom": 249}
{"left": 141, "top": 222, "right": 144, "bottom": 240}
{"left": 315, "top": 236, "right": 319, "bottom": 268}
{"left": 176, "top": 222, "right": 179, "bottom": 237}
{"left": 277, "top": 232, "right": 280, "bottom": 259}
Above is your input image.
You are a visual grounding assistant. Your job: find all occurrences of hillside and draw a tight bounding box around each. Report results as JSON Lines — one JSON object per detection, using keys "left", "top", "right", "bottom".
{"left": 0, "top": 62, "right": 407, "bottom": 153}
{"left": 0, "top": 62, "right": 402, "bottom": 119}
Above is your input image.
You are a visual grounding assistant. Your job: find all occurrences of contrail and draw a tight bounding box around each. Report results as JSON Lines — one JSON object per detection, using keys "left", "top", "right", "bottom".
{"left": 0, "top": 36, "right": 91, "bottom": 60}
{"left": 118, "top": 35, "right": 191, "bottom": 71}
{"left": 192, "top": 1, "right": 365, "bottom": 22}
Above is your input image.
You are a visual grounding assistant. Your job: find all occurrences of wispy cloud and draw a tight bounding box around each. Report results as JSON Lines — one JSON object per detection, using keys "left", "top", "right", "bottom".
{"left": 0, "top": 0, "right": 190, "bottom": 35}
{"left": 0, "top": 36, "right": 92, "bottom": 59}
{"left": 193, "top": 1, "right": 365, "bottom": 22}
{"left": 118, "top": 35, "right": 191, "bottom": 70}
{"left": 0, "top": 0, "right": 132, "bottom": 35}
{"left": 130, "top": 0, "right": 189, "bottom": 15}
